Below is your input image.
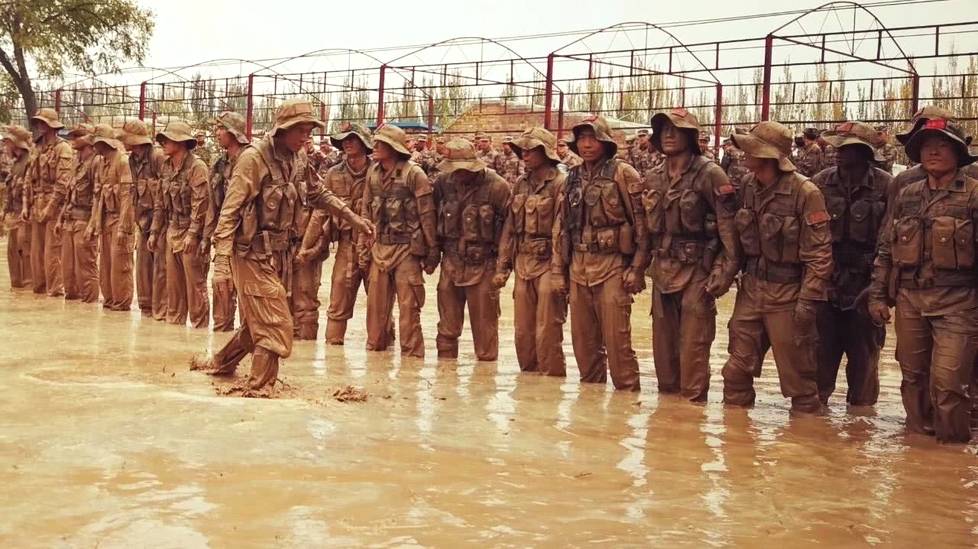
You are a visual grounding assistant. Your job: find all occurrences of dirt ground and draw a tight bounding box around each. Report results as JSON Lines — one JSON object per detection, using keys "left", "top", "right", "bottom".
{"left": 1, "top": 240, "right": 977, "bottom": 547}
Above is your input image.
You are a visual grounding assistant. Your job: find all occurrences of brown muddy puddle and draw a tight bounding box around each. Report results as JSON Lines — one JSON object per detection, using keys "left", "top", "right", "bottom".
{"left": 1, "top": 241, "right": 977, "bottom": 547}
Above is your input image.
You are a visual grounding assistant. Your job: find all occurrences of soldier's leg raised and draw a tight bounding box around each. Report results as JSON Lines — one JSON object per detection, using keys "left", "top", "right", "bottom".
{"left": 652, "top": 287, "right": 682, "bottom": 394}
{"left": 722, "top": 294, "right": 769, "bottom": 408}
{"left": 928, "top": 310, "right": 978, "bottom": 443}
{"left": 841, "top": 307, "right": 883, "bottom": 406}
{"left": 394, "top": 258, "right": 425, "bottom": 358}
{"left": 232, "top": 254, "right": 293, "bottom": 389}
{"left": 595, "top": 276, "right": 640, "bottom": 391}
{"left": 677, "top": 283, "right": 716, "bottom": 402}
{"left": 536, "top": 272, "right": 567, "bottom": 377}
{"left": 513, "top": 275, "right": 539, "bottom": 372}
{"left": 465, "top": 271, "right": 500, "bottom": 361}
{"left": 815, "top": 304, "right": 846, "bottom": 405}
{"left": 570, "top": 281, "right": 607, "bottom": 385}
{"left": 365, "top": 262, "right": 395, "bottom": 352}
{"left": 30, "top": 220, "right": 46, "bottom": 294}
{"left": 763, "top": 308, "right": 822, "bottom": 413}
{"left": 43, "top": 219, "right": 63, "bottom": 297}
{"left": 894, "top": 292, "right": 934, "bottom": 435}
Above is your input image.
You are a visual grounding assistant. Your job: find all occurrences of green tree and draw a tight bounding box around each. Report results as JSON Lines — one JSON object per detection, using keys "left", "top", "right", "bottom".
{"left": 0, "top": 0, "right": 154, "bottom": 120}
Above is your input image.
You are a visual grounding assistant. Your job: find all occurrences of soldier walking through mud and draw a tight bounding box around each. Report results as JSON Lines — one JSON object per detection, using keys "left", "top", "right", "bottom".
{"left": 2, "top": 125, "right": 33, "bottom": 289}
{"left": 197, "top": 99, "right": 373, "bottom": 391}
{"left": 643, "top": 108, "right": 740, "bottom": 402}
{"left": 552, "top": 115, "right": 650, "bottom": 391}
{"left": 811, "top": 121, "right": 891, "bottom": 407}
{"left": 58, "top": 124, "right": 99, "bottom": 303}
{"left": 721, "top": 121, "right": 834, "bottom": 414}
{"left": 495, "top": 127, "right": 568, "bottom": 376}
{"left": 432, "top": 138, "right": 511, "bottom": 361}
{"left": 24, "top": 108, "right": 72, "bottom": 297}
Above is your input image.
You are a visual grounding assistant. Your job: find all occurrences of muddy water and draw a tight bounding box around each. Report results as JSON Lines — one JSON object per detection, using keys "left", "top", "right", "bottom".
{"left": 1, "top": 241, "right": 977, "bottom": 547}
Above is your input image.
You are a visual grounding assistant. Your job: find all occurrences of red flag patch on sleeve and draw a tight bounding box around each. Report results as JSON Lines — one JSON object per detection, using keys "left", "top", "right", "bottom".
{"left": 717, "top": 184, "right": 736, "bottom": 195}
{"left": 807, "top": 210, "right": 831, "bottom": 225}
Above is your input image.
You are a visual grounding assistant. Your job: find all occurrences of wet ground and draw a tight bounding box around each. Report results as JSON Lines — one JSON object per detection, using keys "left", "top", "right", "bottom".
{"left": 1, "top": 240, "right": 977, "bottom": 547}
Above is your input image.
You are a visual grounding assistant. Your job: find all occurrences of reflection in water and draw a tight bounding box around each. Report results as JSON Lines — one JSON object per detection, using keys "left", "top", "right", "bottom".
{"left": 0, "top": 245, "right": 977, "bottom": 546}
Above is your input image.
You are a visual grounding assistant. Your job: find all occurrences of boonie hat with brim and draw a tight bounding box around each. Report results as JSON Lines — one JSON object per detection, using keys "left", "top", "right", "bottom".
{"left": 437, "top": 138, "right": 487, "bottom": 174}
{"left": 330, "top": 122, "right": 373, "bottom": 152}
{"left": 731, "top": 121, "right": 796, "bottom": 172}
{"left": 896, "top": 105, "right": 957, "bottom": 145}
{"left": 650, "top": 107, "right": 702, "bottom": 155}
{"left": 269, "top": 99, "right": 325, "bottom": 138}
{"left": 509, "top": 127, "right": 561, "bottom": 163}
{"left": 372, "top": 123, "right": 411, "bottom": 157}
{"left": 821, "top": 121, "right": 882, "bottom": 160}
{"left": 156, "top": 119, "right": 197, "bottom": 150}
{"left": 213, "top": 111, "right": 249, "bottom": 145}
{"left": 121, "top": 119, "right": 153, "bottom": 147}
{"left": 31, "top": 107, "right": 64, "bottom": 130}
{"left": 568, "top": 115, "right": 617, "bottom": 157}
{"left": 904, "top": 118, "right": 978, "bottom": 167}
{"left": 92, "top": 123, "right": 124, "bottom": 151}
{"left": 2, "top": 125, "right": 33, "bottom": 151}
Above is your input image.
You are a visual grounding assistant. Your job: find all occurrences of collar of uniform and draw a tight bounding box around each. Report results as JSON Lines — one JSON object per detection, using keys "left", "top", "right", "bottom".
{"left": 756, "top": 172, "right": 794, "bottom": 196}
{"left": 947, "top": 171, "right": 969, "bottom": 192}
{"left": 529, "top": 165, "right": 558, "bottom": 185}
{"left": 580, "top": 156, "right": 613, "bottom": 177}
{"left": 271, "top": 138, "right": 294, "bottom": 165}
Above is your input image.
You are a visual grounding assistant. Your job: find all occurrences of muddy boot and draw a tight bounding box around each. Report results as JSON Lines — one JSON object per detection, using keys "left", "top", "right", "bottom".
{"left": 205, "top": 327, "right": 254, "bottom": 376}
{"left": 325, "top": 319, "right": 346, "bottom": 345}
{"left": 295, "top": 322, "right": 318, "bottom": 341}
{"left": 791, "top": 395, "right": 826, "bottom": 415}
{"left": 248, "top": 347, "right": 280, "bottom": 389}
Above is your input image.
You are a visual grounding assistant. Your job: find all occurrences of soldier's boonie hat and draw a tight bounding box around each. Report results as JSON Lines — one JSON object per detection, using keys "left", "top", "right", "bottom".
{"left": 803, "top": 127, "right": 819, "bottom": 139}
{"left": 568, "top": 114, "right": 617, "bottom": 157}
{"left": 904, "top": 118, "right": 978, "bottom": 167}
{"left": 67, "top": 123, "right": 94, "bottom": 148}
{"left": 30, "top": 107, "right": 64, "bottom": 130}
{"left": 731, "top": 121, "right": 796, "bottom": 172}
{"left": 637, "top": 128, "right": 649, "bottom": 136}
{"left": 2, "top": 125, "right": 33, "bottom": 151}
{"left": 121, "top": 119, "right": 153, "bottom": 147}
{"left": 372, "top": 123, "right": 411, "bottom": 157}
{"left": 509, "top": 126, "right": 561, "bottom": 163}
{"left": 156, "top": 119, "right": 197, "bottom": 150}
{"left": 269, "top": 99, "right": 325, "bottom": 138}
{"left": 437, "top": 138, "right": 487, "bottom": 174}
{"left": 650, "top": 107, "right": 702, "bottom": 155}
{"left": 821, "top": 121, "right": 882, "bottom": 160}
{"left": 896, "top": 105, "right": 956, "bottom": 145}
{"left": 92, "top": 123, "right": 124, "bottom": 151}
{"left": 330, "top": 121, "right": 373, "bottom": 151}
{"left": 212, "top": 111, "right": 249, "bottom": 145}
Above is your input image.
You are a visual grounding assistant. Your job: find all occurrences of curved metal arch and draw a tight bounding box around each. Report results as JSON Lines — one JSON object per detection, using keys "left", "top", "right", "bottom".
{"left": 258, "top": 47, "right": 387, "bottom": 73}
{"left": 768, "top": 1, "right": 917, "bottom": 74}
{"left": 549, "top": 21, "right": 721, "bottom": 84}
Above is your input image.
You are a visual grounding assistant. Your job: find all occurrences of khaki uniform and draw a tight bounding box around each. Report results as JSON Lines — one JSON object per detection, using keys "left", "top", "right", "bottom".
{"left": 153, "top": 153, "right": 209, "bottom": 327}
{"left": 869, "top": 170, "right": 978, "bottom": 442}
{"left": 25, "top": 138, "right": 73, "bottom": 296}
{"left": 875, "top": 142, "right": 897, "bottom": 174}
{"left": 497, "top": 165, "right": 567, "bottom": 375}
{"left": 290, "top": 151, "right": 327, "bottom": 340}
{"left": 360, "top": 159, "right": 436, "bottom": 358}
{"left": 722, "top": 148, "right": 751, "bottom": 196}
{"left": 476, "top": 148, "right": 501, "bottom": 173}
{"left": 3, "top": 153, "right": 32, "bottom": 288}
{"left": 496, "top": 150, "right": 524, "bottom": 186}
{"left": 324, "top": 159, "right": 371, "bottom": 344}
{"left": 131, "top": 146, "right": 167, "bottom": 319}
{"left": 722, "top": 171, "right": 834, "bottom": 412}
{"left": 433, "top": 169, "right": 511, "bottom": 360}
{"left": 552, "top": 159, "right": 650, "bottom": 391}
{"left": 94, "top": 147, "right": 135, "bottom": 311}
{"left": 204, "top": 150, "right": 241, "bottom": 331}
{"left": 59, "top": 154, "right": 99, "bottom": 302}
{"left": 823, "top": 144, "right": 838, "bottom": 169}
{"left": 796, "top": 142, "right": 824, "bottom": 178}
{"left": 559, "top": 150, "right": 583, "bottom": 170}
{"left": 811, "top": 166, "right": 891, "bottom": 405}
{"left": 209, "top": 136, "right": 353, "bottom": 387}
{"left": 644, "top": 156, "right": 740, "bottom": 401}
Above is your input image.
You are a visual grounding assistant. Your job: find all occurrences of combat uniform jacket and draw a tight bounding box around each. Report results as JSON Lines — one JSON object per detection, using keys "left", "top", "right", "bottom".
{"left": 498, "top": 166, "right": 566, "bottom": 281}
{"left": 360, "top": 159, "right": 436, "bottom": 272}
{"left": 796, "top": 142, "right": 824, "bottom": 178}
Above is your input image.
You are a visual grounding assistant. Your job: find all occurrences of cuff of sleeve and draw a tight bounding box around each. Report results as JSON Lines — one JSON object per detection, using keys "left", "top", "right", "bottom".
{"left": 799, "top": 284, "right": 829, "bottom": 302}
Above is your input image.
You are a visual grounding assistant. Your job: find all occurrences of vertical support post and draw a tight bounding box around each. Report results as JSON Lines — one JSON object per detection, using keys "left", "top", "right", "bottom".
{"left": 320, "top": 103, "right": 327, "bottom": 139}
{"left": 544, "top": 53, "right": 554, "bottom": 131}
{"left": 910, "top": 70, "right": 920, "bottom": 118}
{"left": 714, "top": 83, "right": 723, "bottom": 160}
{"left": 377, "top": 64, "right": 387, "bottom": 127}
{"left": 761, "top": 34, "right": 774, "bottom": 121}
{"left": 138, "top": 81, "right": 147, "bottom": 120}
{"left": 557, "top": 91, "right": 565, "bottom": 139}
{"left": 245, "top": 73, "right": 254, "bottom": 139}
{"left": 54, "top": 88, "right": 62, "bottom": 113}
{"left": 427, "top": 95, "right": 435, "bottom": 139}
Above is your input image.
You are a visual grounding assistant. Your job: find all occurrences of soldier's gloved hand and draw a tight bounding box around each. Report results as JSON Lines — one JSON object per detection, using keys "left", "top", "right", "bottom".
{"left": 623, "top": 268, "right": 645, "bottom": 295}
{"left": 867, "top": 299, "right": 891, "bottom": 327}
{"left": 213, "top": 254, "right": 232, "bottom": 283}
{"left": 793, "top": 299, "right": 818, "bottom": 328}
{"left": 350, "top": 214, "right": 374, "bottom": 237}
{"left": 198, "top": 238, "right": 211, "bottom": 259}
{"left": 147, "top": 232, "right": 159, "bottom": 253}
{"left": 184, "top": 234, "right": 200, "bottom": 256}
{"left": 704, "top": 270, "right": 733, "bottom": 298}
{"left": 423, "top": 250, "right": 440, "bottom": 275}
{"left": 551, "top": 273, "right": 569, "bottom": 297}
{"left": 295, "top": 248, "right": 314, "bottom": 265}
{"left": 53, "top": 221, "right": 62, "bottom": 237}
{"left": 491, "top": 272, "right": 508, "bottom": 289}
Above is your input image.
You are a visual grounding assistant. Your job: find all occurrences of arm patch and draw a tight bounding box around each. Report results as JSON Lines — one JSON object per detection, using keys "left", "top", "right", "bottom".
{"left": 807, "top": 210, "right": 830, "bottom": 225}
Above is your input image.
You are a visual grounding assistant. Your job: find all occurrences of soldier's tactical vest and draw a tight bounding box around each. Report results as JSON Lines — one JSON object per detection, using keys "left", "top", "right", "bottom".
{"left": 642, "top": 156, "right": 717, "bottom": 264}
{"left": 33, "top": 141, "right": 67, "bottom": 195}
{"left": 5, "top": 156, "right": 29, "bottom": 213}
{"left": 438, "top": 171, "right": 505, "bottom": 264}
{"left": 734, "top": 175, "right": 806, "bottom": 284}
{"left": 890, "top": 177, "right": 978, "bottom": 288}
{"left": 100, "top": 153, "right": 131, "bottom": 217}
{"left": 237, "top": 140, "right": 297, "bottom": 255}
{"left": 368, "top": 163, "right": 421, "bottom": 249}
{"left": 162, "top": 153, "right": 198, "bottom": 229}
{"left": 66, "top": 157, "right": 97, "bottom": 220}
{"left": 327, "top": 161, "right": 368, "bottom": 237}
{"left": 565, "top": 159, "right": 635, "bottom": 255}
{"left": 131, "top": 148, "right": 161, "bottom": 233}
{"left": 510, "top": 172, "right": 562, "bottom": 259}
{"left": 210, "top": 154, "right": 230, "bottom": 213}
{"left": 820, "top": 168, "right": 887, "bottom": 272}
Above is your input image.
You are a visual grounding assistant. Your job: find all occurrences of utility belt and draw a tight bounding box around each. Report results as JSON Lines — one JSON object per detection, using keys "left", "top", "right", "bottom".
{"left": 170, "top": 216, "right": 191, "bottom": 230}
{"left": 68, "top": 207, "right": 92, "bottom": 221}
{"left": 570, "top": 223, "right": 634, "bottom": 255}
{"left": 378, "top": 232, "right": 411, "bottom": 245}
{"left": 446, "top": 238, "right": 495, "bottom": 265}
{"left": 745, "top": 256, "right": 802, "bottom": 284}
{"left": 659, "top": 237, "right": 710, "bottom": 264}
{"left": 833, "top": 248, "right": 876, "bottom": 271}
{"left": 518, "top": 238, "right": 552, "bottom": 258}
{"left": 238, "top": 229, "right": 289, "bottom": 256}
{"left": 899, "top": 269, "right": 978, "bottom": 289}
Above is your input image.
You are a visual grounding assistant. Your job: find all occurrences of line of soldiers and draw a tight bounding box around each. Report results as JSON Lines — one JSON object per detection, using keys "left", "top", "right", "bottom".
{"left": 5, "top": 100, "right": 978, "bottom": 444}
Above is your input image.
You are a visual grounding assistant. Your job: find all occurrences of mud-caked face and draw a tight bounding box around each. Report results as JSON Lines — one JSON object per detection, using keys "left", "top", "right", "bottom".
{"left": 837, "top": 144, "right": 872, "bottom": 170}
{"left": 372, "top": 141, "right": 397, "bottom": 163}
{"left": 659, "top": 121, "right": 690, "bottom": 157}
{"left": 919, "top": 133, "right": 960, "bottom": 176}
{"left": 215, "top": 126, "right": 235, "bottom": 149}
{"left": 279, "top": 123, "right": 315, "bottom": 154}
{"left": 522, "top": 146, "right": 548, "bottom": 171}
{"left": 160, "top": 137, "right": 186, "bottom": 157}
{"left": 575, "top": 128, "right": 605, "bottom": 163}
{"left": 342, "top": 135, "right": 367, "bottom": 157}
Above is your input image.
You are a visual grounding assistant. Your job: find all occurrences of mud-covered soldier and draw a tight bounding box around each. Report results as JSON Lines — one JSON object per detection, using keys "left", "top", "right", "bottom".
{"left": 643, "top": 108, "right": 740, "bottom": 402}
{"left": 867, "top": 117, "right": 978, "bottom": 443}
{"left": 319, "top": 123, "right": 373, "bottom": 345}
{"left": 874, "top": 125, "right": 897, "bottom": 174}
{"left": 2, "top": 126, "right": 33, "bottom": 289}
{"left": 358, "top": 124, "right": 437, "bottom": 358}
{"left": 201, "top": 99, "right": 373, "bottom": 390}
{"left": 556, "top": 137, "right": 582, "bottom": 170}
{"left": 629, "top": 129, "right": 654, "bottom": 177}
{"left": 721, "top": 121, "right": 834, "bottom": 414}
{"left": 193, "top": 130, "right": 213, "bottom": 168}
{"left": 496, "top": 136, "right": 525, "bottom": 186}
{"left": 891, "top": 106, "right": 978, "bottom": 192}
{"left": 810, "top": 122, "right": 892, "bottom": 407}
{"left": 150, "top": 120, "right": 210, "bottom": 327}
{"left": 720, "top": 131, "right": 751, "bottom": 196}
{"left": 494, "top": 127, "right": 568, "bottom": 376}
{"left": 698, "top": 133, "right": 716, "bottom": 162}
{"left": 551, "top": 115, "right": 650, "bottom": 391}
{"left": 796, "top": 127, "right": 824, "bottom": 178}
{"left": 820, "top": 134, "right": 838, "bottom": 170}
{"left": 289, "top": 138, "right": 330, "bottom": 340}
{"left": 89, "top": 125, "right": 136, "bottom": 311}
{"left": 122, "top": 120, "right": 167, "bottom": 319}
{"left": 430, "top": 139, "right": 511, "bottom": 361}
{"left": 203, "top": 112, "right": 250, "bottom": 332}
{"left": 474, "top": 132, "right": 501, "bottom": 173}
{"left": 23, "top": 108, "right": 72, "bottom": 296}
{"left": 57, "top": 124, "right": 99, "bottom": 303}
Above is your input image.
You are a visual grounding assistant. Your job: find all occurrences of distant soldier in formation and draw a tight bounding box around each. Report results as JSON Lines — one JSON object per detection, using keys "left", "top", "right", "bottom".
{"left": 58, "top": 124, "right": 99, "bottom": 303}
{"left": 556, "top": 137, "right": 582, "bottom": 170}
{"left": 495, "top": 127, "right": 568, "bottom": 376}
{"left": 795, "top": 127, "right": 824, "bottom": 177}
{"left": 874, "top": 125, "right": 897, "bottom": 174}
{"left": 812, "top": 121, "right": 891, "bottom": 407}
{"left": 91, "top": 124, "right": 135, "bottom": 311}
{"left": 820, "top": 134, "right": 838, "bottom": 169}
{"left": 2, "top": 126, "right": 33, "bottom": 289}
{"left": 474, "top": 132, "right": 501, "bottom": 173}
{"left": 194, "top": 130, "right": 213, "bottom": 168}
{"left": 720, "top": 132, "right": 751, "bottom": 194}
{"left": 319, "top": 139, "right": 342, "bottom": 171}
{"left": 698, "top": 133, "right": 715, "bottom": 162}
{"left": 497, "top": 136, "right": 525, "bottom": 186}
{"left": 722, "top": 121, "right": 833, "bottom": 414}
